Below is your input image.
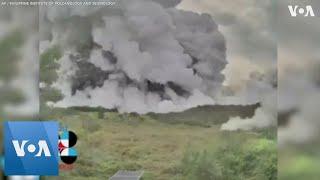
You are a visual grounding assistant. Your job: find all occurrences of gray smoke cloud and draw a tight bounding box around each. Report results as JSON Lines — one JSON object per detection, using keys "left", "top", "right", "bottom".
{"left": 221, "top": 69, "right": 277, "bottom": 131}
{"left": 177, "top": 0, "right": 277, "bottom": 131}
{"left": 277, "top": 0, "right": 320, "bottom": 146}
{"left": 278, "top": 66, "right": 320, "bottom": 146}
{"left": 41, "top": 0, "right": 227, "bottom": 113}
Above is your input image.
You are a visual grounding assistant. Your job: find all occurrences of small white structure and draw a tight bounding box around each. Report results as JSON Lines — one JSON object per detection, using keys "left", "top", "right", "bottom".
{"left": 109, "top": 170, "right": 144, "bottom": 180}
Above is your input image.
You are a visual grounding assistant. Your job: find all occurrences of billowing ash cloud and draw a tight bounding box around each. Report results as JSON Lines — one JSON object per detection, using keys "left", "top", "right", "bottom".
{"left": 221, "top": 69, "right": 277, "bottom": 131}
{"left": 221, "top": 91, "right": 276, "bottom": 131}
{"left": 276, "top": 0, "right": 320, "bottom": 146}
{"left": 41, "top": 0, "right": 227, "bottom": 113}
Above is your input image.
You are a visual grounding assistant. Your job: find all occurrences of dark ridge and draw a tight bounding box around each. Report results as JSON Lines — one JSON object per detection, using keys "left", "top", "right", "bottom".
{"left": 66, "top": 103, "right": 260, "bottom": 127}
{"left": 148, "top": 103, "right": 260, "bottom": 127}
{"left": 69, "top": 106, "right": 118, "bottom": 112}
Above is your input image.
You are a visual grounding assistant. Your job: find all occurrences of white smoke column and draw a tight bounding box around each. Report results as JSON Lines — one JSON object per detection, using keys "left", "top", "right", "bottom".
{"left": 221, "top": 70, "right": 277, "bottom": 131}
{"left": 221, "top": 91, "right": 276, "bottom": 131}
{"left": 42, "top": 0, "right": 227, "bottom": 113}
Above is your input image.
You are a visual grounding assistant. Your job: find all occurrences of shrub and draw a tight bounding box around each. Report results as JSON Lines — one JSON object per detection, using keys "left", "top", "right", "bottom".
{"left": 178, "top": 149, "right": 222, "bottom": 180}
{"left": 177, "top": 138, "right": 277, "bottom": 180}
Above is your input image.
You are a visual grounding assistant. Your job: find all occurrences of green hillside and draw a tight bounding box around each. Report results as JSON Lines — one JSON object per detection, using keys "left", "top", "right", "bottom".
{"left": 148, "top": 103, "right": 259, "bottom": 127}
{"left": 48, "top": 102, "right": 259, "bottom": 128}
{"left": 42, "top": 108, "right": 276, "bottom": 180}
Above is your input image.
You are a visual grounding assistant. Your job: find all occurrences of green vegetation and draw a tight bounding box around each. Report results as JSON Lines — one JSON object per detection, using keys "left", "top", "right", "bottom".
{"left": 39, "top": 45, "right": 64, "bottom": 119}
{"left": 149, "top": 104, "right": 259, "bottom": 127}
{"left": 42, "top": 108, "right": 276, "bottom": 180}
{"left": 279, "top": 146, "right": 320, "bottom": 180}
{"left": 175, "top": 133, "right": 276, "bottom": 180}
{"left": 40, "top": 45, "right": 62, "bottom": 84}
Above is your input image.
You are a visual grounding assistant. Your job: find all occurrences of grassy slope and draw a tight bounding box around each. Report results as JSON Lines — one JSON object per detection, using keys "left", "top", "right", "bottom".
{"left": 43, "top": 109, "right": 276, "bottom": 180}
{"left": 279, "top": 146, "right": 320, "bottom": 180}
{"left": 55, "top": 102, "right": 259, "bottom": 128}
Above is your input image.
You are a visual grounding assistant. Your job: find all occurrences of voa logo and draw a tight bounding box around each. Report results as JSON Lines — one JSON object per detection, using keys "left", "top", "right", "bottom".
{"left": 12, "top": 140, "right": 51, "bottom": 157}
{"left": 288, "top": 5, "right": 315, "bottom": 17}
{"left": 4, "top": 121, "right": 59, "bottom": 175}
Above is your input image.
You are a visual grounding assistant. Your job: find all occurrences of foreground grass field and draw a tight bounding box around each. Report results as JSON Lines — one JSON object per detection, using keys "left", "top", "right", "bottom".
{"left": 42, "top": 108, "right": 276, "bottom": 180}
{"left": 279, "top": 146, "right": 320, "bottom": 180}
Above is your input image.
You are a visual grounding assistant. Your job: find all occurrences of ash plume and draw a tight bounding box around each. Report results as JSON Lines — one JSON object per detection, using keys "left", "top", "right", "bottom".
{"left": 221, "top": 69, "right": 277, "bottom": 131}
{"left": 41, "top": 0, "right": 227, "bottom": 113}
